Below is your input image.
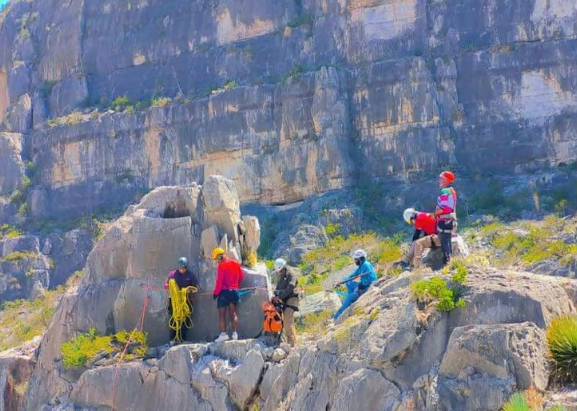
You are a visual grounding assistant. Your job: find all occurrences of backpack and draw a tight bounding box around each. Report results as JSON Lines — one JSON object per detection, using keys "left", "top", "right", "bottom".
{"left": 262, "top": 301, "right": 283, "bottom": 333}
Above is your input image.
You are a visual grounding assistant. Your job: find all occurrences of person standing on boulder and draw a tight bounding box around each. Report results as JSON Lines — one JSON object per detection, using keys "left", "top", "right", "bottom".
{"left": 212, "top": 247, "right": 244, "bottom": 342}
{"left": 394, "top": 208, "right": 440, "bottom": 270}
{"left": 164, "top": 257, "right": 199, "bottom": 344}
{"left": 272, "top": 258, "right": 300, "bottom": 347}
{"left": 436, "top": 171, "right": 458, "bottom": 265}
{"left": 333, "top": 249, "right": 377, "bottom": 320}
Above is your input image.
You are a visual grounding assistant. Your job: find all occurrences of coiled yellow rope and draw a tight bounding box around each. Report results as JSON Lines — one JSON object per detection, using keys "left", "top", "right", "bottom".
{"left": 168, "top": 279, "right": 197, "bottom": 342}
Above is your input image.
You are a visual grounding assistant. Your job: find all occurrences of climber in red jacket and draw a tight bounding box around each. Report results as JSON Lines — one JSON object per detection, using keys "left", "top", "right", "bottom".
{"left": 394, "top": 208, "right": 441, "bottom": 270}
{"left": 212, "top": 247, "right": 244, "bottom": 342}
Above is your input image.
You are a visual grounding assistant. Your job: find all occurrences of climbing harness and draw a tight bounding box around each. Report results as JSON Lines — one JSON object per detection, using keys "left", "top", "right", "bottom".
{"left": 168, "top": 279, "right": 198, "bottom": 343}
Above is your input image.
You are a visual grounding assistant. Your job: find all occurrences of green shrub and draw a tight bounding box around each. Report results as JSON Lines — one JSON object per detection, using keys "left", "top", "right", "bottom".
{"left": 501, "top": 393, "right": 529, "bottom": 411}
{"left": 151, "top": 97, "right": 172, "bottom": 108}
{"left": 325, "top": 223, "right": 341, "bottom": 238}
{"left": 61, "top": 328, "right": 148, "bottom": 369}
{"left": 0, "top": 224, "right": 22, "bottom": 239}
{"left": 449, "top": 260, "right": 468, "bottom": 284}
{"left": 111, "top": 96, "right": 132, "bottom": 110}
{"left": 411, "top": 275, "right": 466, "bottom": 312}
{"left": 547, "top": 315, "right": 577, "bottom": 383}
{"left": 61, "top": 328, "right": 114, "bottom": 368}
{"left": 2, "top": 251, "right": 36, "bottom": 262}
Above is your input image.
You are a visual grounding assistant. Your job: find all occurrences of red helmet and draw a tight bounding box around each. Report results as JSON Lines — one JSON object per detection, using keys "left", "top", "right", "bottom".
{"left": 439, "top": 171, "right": 455, "bottom": 184}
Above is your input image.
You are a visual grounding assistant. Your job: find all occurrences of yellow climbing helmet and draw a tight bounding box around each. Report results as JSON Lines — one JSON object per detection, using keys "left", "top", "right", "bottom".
{"left": 212, "top": 247, "right": 226, "bottom": 260}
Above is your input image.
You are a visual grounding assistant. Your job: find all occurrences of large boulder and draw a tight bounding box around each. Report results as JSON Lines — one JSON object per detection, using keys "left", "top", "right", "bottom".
{"left": 437, "top": 322, "right": 549, "bottom": 410}
{"left": 22, "top": 176, "right": 271, "bottom": 410}
{"left": 297, "top": 291, "right": 342, "bottom": 317}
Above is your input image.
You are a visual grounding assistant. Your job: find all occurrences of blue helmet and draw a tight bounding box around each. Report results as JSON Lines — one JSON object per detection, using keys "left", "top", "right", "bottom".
{"left": 178, "top": 257, "right": 188, "bottom": 268}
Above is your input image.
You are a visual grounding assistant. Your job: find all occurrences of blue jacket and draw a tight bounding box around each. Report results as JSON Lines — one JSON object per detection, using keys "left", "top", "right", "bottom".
{"left": 344, "top": 260, "right": 377, "bottom": 288}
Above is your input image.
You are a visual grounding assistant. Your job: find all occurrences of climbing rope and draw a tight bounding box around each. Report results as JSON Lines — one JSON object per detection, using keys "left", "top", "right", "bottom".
{"left": 110, "top": 282, "right": 268, "bottom": 411}
{"left": 168, "top": 279, "right": 198, "bottom": 343}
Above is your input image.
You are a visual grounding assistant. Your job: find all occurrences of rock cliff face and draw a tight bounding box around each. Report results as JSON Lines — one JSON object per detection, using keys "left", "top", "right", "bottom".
{"left": 21, "top": 265, "right": 577, "bottom": 411}
{"left": 21, "top": 176, "right": 270, "bottom": 411}
{"left": 0, "top": 0, "right": 576, "bottom": 221}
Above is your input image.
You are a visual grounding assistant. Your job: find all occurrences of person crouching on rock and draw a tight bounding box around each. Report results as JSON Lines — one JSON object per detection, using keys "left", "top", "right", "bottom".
{"left": 164, "top": 257, "right": 199, "bottom": 344}
{"left": 272, "top": 258, "right": 300, "bottom": 347}
{"left": 212, "top": 247, "right": 244, "bottom": 342}
{"left": 333, "top": 249, "right": 377, "bottom": 320}
{"left": 393, "top": 208, "right": 441, "bottom": 270}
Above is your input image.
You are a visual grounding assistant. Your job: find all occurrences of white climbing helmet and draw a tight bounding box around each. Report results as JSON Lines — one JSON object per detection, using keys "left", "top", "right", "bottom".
{"left": 352, "top": 249, "right": 367, "bottom": 260}
{"left": 403, "top": 208, "right": 417, "bottom": 224}
{"left": 274, "top": 258, "right": 287, "bottom": 271}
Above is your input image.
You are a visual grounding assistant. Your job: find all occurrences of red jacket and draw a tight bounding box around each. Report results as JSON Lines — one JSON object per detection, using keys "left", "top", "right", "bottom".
{"left": 213, "top": 258, "right": 244, "bottom": 297}
{"left": 415, "top": 212, "right": 437, "bottom": 235}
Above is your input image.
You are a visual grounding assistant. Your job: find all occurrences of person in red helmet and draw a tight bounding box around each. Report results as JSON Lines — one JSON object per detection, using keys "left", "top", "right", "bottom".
{"left": 394, "top": 208, "right": 441, "bottom": 270}
{"left": 436, "top": 171, "right": 457, "bottom": 265}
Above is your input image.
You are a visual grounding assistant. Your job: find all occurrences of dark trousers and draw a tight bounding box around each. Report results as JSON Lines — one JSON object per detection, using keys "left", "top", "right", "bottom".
{"left": 168, "top": 299, "right": 193, "bottom": 342}
{"left": 438, "top": 220, "right": 454, "bottom": 265}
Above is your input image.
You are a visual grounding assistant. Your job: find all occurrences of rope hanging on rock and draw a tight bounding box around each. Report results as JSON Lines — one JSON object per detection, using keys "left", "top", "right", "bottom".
{"left": 168, "top": 279, "right": 197, "bottom": 343}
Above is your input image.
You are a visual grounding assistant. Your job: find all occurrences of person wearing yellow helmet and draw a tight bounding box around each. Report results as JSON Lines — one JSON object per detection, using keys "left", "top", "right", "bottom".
{"left": 212, "top": 247, "right": 244, "bottom": 342}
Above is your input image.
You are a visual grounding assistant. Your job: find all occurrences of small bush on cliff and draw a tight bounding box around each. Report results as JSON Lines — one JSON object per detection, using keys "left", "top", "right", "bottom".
{"left": 111, "top": 95, "right": 132, "bottom": 111}
{"left": 2, "top": 250, "right": 36, "bottom": 262}
{"left": 151, "top": 97, "right": 172, "bottom": 108}
{"left": 546, "top": 315, "right": 577, "bottom": 383}
{"left": 0, "top": 224, "right": 22, "bottom": 239}
{"left": 61, "top": 328, "right": 148, "bottom": 368}
{"left": 411, "top": 263, "right": 467, "bottom": 312}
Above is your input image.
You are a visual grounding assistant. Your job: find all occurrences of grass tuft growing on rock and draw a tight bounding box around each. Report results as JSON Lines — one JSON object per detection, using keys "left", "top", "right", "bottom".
{"left": 502, "top": 392, "right": 529, "bottom": 411}
{"left": 546, "top": 315, "right": 577, "bottom": 383}
{"left": 501, "top": 387, "right": 567, "bottom": 411}
{"left": 300, "top": 232, "right": 402, "bottom": 283}
{"left": 295, "top": 310, "right": 332, "bottom": 339}
{"left": 470, "top": 216, "right": 577, "bottom": 269}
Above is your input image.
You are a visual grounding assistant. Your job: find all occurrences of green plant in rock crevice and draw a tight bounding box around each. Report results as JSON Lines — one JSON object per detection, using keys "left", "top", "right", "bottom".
{"left": 411, "top": 263, "right": 467, "bottom": 312}
{"left": 546, "top": 315, "right": 577, "bottom": 383}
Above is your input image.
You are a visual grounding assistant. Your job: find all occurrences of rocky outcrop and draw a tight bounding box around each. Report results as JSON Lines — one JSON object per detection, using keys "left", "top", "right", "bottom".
{"left": 0, "top": 338, "right": 38, "bottom": 411}
{"left": 22, "top": 266, "right": 577, "bottom": 411}
{"left": 0, "top": 228, "right": 92, "bottom": 304}
{"left": 0, "top": 0, "right": 575, "bottom": 221}
{"left": 21, "top": 176, "right": 271, "bottom": 411}
{"left": 0, "top": 235, "right": 52, "bottom": 303}
{"left": 0, "top": 132, "right": 24, "bottom": 196}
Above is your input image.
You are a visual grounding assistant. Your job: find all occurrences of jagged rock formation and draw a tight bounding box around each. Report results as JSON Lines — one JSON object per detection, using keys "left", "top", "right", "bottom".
{"left": 20, "top": 175, "right": 271, "bottom": 411}
{"left": 0, "top": 0, "right": 575, "bottom": 222}
{"left": 0, "top": 338, "right": 38, "bottom": 411}
{"left": 19, "top": 265, "right": 577, "bottom": 411}
{"left": 0, "top": 229, "right": 91, "bottom": 303}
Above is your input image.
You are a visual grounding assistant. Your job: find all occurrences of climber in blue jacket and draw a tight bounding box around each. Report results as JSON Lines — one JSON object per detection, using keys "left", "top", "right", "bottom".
{"left": 333, "top": 249, "right": 377, "bottom": 320}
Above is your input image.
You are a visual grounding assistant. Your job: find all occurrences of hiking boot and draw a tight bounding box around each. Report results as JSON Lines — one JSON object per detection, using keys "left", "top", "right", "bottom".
{"left": 231, "top": 332, "right": 238, "bottom": 340}
{"left": 215, "top": 332, "right": 229, "bottom": 343}
{"left": 394, "top": 261, "right": 410, "bottom": 270}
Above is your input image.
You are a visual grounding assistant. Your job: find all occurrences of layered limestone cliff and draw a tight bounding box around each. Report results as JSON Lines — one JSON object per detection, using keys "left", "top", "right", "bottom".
{"left": 0, "top": 0, "right": 576, "bottom": 222}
